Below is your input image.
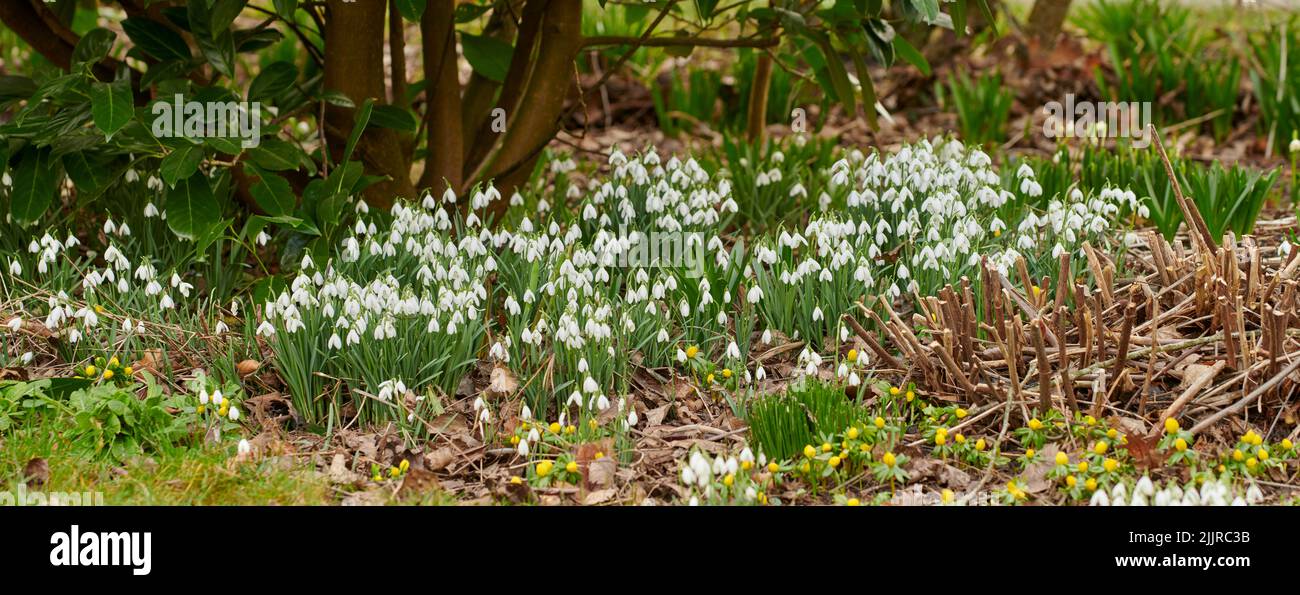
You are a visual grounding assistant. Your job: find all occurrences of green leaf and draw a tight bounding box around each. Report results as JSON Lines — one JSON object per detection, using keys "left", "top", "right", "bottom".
{"left": 460, "top": 33, "right": 513, "bottom": 83}
{"left": 344, "top": 99, "right": 373, "bottom": 164}
{"left": 272, "top": 0, "right": 298, "bottom": 17}
{"left": 951, "top": 0, "right": 968, "bottom": 36}
{"left": 10, "top": 147, "right": 58, "bottom": 225}
{"left": 892, "top": 35, "right": 930, "bottom": 76}
{"left": 369, "top": 105, "right": 418, "bottom": 132}
{"left": 62, "top": 151, "right": 125, "bottom": 201}
{"left": 122, "top": 18, "right": 192, "bottom": 61}
{"left": 319, "top": 89, "right": 355, "bottom": 108}
{"left": 810, "top": 32, "right": 855, "bottom": 116}
{"left": 247, "top": 137, "right": 303, "bottom": 171}
{"left": 910, "top": 0, "right": 940, "bottom": 23}
{"left": 0, "top": 76, "right": 37, "bottom": 102}
{"left": 90, "top": 78, "right": 134, "bottom": 138}
{"left": 394, "top": 0, "right": 426, "bottom": 21}
{"left": 73, "top": 28, "right": 117, "bottom": 65}
{"left": 849, "top": 50, "right": 879, "bottom": 130}
{"left": 198, "top": 29, "right": 237, "bottom": 78}
{"left": 249, "top": 61, "right": 298, "bottom": 102}
{"left": 210, "top": 0, "right": 248, "bottom": 35}
{"left": 160, "top": 143, "right": 205, "bottom": 187}
{"left": 247, "top": 165, "right": 296, "bottom": 217}
{"left": 167, "top": 173, "right": 221, "bottom": 241}
{"left": 696, "top": 0, "right": 720, "bottom": 18}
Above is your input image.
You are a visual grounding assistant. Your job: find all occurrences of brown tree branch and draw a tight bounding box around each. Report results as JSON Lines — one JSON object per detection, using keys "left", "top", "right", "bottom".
{"left": 418, "top": 0, "right": 464, "bottom": 193}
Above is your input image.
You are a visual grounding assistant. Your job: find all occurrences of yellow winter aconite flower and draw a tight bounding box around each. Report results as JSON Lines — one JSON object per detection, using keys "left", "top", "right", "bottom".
{"left": 1085, "top": 478, "right": 1098, "bottom": 492}
{"left": 102, "top": 370, "right": 114, "bottom": 380}
{"left": 1055, "top": 452, "right": 1069, "bottom": 466}
{"left": 1084, "top": 415, "right": 1097, "bottom": 426}
{"left": 934, "top": 434, "right": 947, "bottom": 446}
{"left": 828, "top": 456, "right": 841, "bottom": 469}
{"left": 846, "top": 497, "right": 860, "bottom": 506}
{"left": 1164, "top": 418, "right": 1180, "bottom": 434}
{"left": 882, "top": 452, "right": 897, "bottom": 467}
{"left": 821, "top": 442, "right": 832, "bottom": 453}
{"left": 85, "top": 365, "right": 96, "bottom": 376}
{"left": 706, "top": 373, "right": 715, "bottom": 384}
{"left": 566, "top": 461, "right": 578, "bottom": 473}
{"left": 196, "top": 405, "right": 205, "bottom": 414}
{"left": 1028, "top": 418, "right": 1043, "bottom": 431}
{"left": 536, "top": 460, "right": 554, "bottom": 477}
{"left": 889, "top": 386, "right": 901, "bottom": 396}
{"left": 685, "top": 345, "right": 699, "bottom": 360}
{"left": 847, "top": 349, "right": 858, "bottom": 363}
{"left": 108, "top": 356, "right": 119, "bottom": 366}
{"left": 1232, "top": 449, "right": 1245, "bottom": 462}
{"left": 1106, "top": 428, "right": 1119, "bottom": 439}
{"left": 804, "top": 445, "right": 817, "bottom": 458}
{"left": 549, "top": 422, "right": 561, "bottom": 434}
{"left": 1246, "top": 457, "right": 1258, "bottom": 470}
{"left": 399, "top": 459, "right": 410, "bottom": 473}
{"left": 975, "top": 438, "right": 986, "bottom": 452}
{"left": 123, "top": 366, "right": 133, "bottom": 375}
{"left": 389, "top": 466, "right": 400, "bottom": 478}
{"left": 1103, "top": 458, "right": 1118, "bottom": 473}
{"left": 1283, "top": 439, "right": 1294, "bottom": 450}
{"left": 905, "top": 390, "right": 915, "bottom": 402}
{"left": 595, "top": 451, "right": 604, "bottom": 459}
{"left": 954, "top": 433, "right": 966, "bottom": 444}
{"left": 1065, "top": 475, "right": 1077, "bottom": 487}
{"left": 510, "top": 435, "right": 521, "bottom": 446}
{"left": 588, "top": 419, "right": 598, "bottom": 430}
{"left": 768, "top": 461, "right": 780, "bottom": 473}
{"left": 941, "top": 489, "right": 955, "bottom": 503}
{"left": 1174, "top": 438, "right": 1188, "bottom": 452}
{"left": 1258, "top": 448, "right": 1269, "bottom": 462}
{"left": 565, "top": 425, "right": 576, "bottom": 435}
{"left": 955, "top": 408, "right": 968, "bottom": 419}
{"left": 874, "top": 416, "right": 886, "bottom": 429}
{"left": 722, "top": 368, "right": 732, "bottom": 379}
{"left": 800, "top": 461, "right": 811, "bottom": 474}
{"left": 510, "top": 476, "right": 523, "bottom": 485}
{"left": 1077, "top": 461, "right": 1089, "bottom": 472}
{"left": 1093, "top": 441, "right": 1108, "bottom": 455}
{"left": 1025, "top": 448, "right": 1035, "bottom": 459}
{"left": 847, "top": 427, "right": 860, "bottom": 440}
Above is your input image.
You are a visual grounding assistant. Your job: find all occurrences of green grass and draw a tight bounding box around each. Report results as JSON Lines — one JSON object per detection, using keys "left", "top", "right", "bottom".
{"left": 0, "top": 419, "right": 333, "bottom": 505}
{"left": 745, "top": 380, "right": 862, "bottom": 462}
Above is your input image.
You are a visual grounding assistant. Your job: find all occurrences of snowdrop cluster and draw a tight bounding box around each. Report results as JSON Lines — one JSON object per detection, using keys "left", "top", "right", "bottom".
{"left": 260, "top": 190, "right": 489, "bottom": 430}
{"left": 1088, "top": 475, "right": 1264, "bottom": 506}
{"left": 679, "top": 446, "right": 766, "bottom": 505}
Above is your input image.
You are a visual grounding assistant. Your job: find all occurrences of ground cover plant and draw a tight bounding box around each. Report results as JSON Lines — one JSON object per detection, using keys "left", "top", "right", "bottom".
{"left": 2, "top": 0, "right": 1300, "bottom": 509}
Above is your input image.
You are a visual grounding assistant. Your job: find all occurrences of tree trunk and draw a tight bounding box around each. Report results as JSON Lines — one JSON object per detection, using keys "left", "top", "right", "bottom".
{"left": 419, "top": 0, "right": 463, "bottom": 193}
{"left": 1027, "top": 0, "right": 1072, "bottom": 45}
{"left": 474, "top": 0, "right": 583, "bottom": 209}
{"left": 463, "top": 0, "right": 549, "bottom": 181}
{"left": 746, "top": 53, "right": 773, "bottom": 145}
{"left": 323, "top": 0, "right": 415, "bottom": 208}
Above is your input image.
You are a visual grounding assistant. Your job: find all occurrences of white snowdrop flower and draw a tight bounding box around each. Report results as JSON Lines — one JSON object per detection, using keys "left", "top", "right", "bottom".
{"left": 143, "top": 202, "right": 160, "bottom": 218}
{"left": 583, "top": 376, "right": 600, "bottom": 394}
{"left": 812, "top": 306, "right": 824, "bottom": 322}
{"left": 520, "top": 404, "right": 532, "bottom": 421}
{"left": 103, "top": 218, "right": 117, "bottom": 235}
{"left": 746, "top": 285, "right": 763, "bottom": 303}
{"left": 1181, "top": 488, "right": 1200, "bottom": 506}
{"left": 1280, "top": 240, "right": 1292, "bottom": 258}
{"left": 328, "top": 333, "right": 342, "bottom": 350}
{"left": 237, "top": 439, "right": 251, "bottom": 456}
{"left": 1154, "top": 490, "right": 1172, "bottom": 507}
{"left": 213, "top": 320, "right": 228, "bottom": 334}
{"left": 681, "top": 466, "right": 696, "bottom": 486}
{"left": 228, "top": 406, "right": 240, "bottom": 421}
{"left": 517, "top": 440, "right": 530, "bottom": 457}
{"left": 159, "top": 293, "right": 175, "bottom": 309}
{"left": 676, "top": 349, "right": 687, "bottom": 363}
{"left": 1231, "top": 496, "right": 1247, "bottom": 506}
{"left": 596, "top": 395, "right": 610, "bottom": 411}
{"left": 1130, "top": 492, "right": 1148, "bottom": 506}
{"left": 566, "top": 391, "right": 582, "bottom": 408}
{"left": 8, "top": 260, "right": 21, "bottom": 276}
{"left": 1111, "top": 483, "right": 1128, "bottom": 506}
{"left": 4, "top": 317, "right": 20, "bottom": 332}
{"left": 256, "top": 320, "right": 276, "bottom": 336}
{"left": 20, "top": 352, "right": 33, "bottom": 365}
{"left": 761, "top": 329, "right": 772, "bottom": 345}
{"left": 1089, "top": 490, "right": 1111, "bottom": 506}
{"left": 199, "top": 387, "right": 210, "bottom": 405}
{"left": 1245, "top": 483, "right": 1264, "bottom": 505}
{"left": 1135, "top": 476, "right": 1154, "bottom": 497}
{"left": 848, "top": 372, "right": 860, "bottom": 387}
{"left": 578, "top": 358, "right": 589, "bottom": 373}
{"left": 256, "top": 231, "right": 271, "bottom": 246}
